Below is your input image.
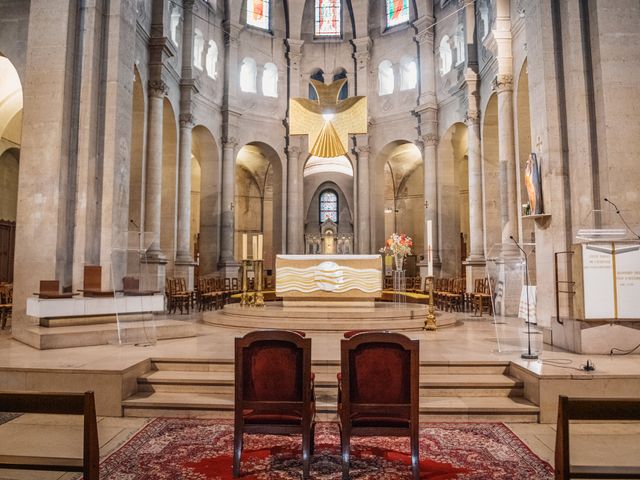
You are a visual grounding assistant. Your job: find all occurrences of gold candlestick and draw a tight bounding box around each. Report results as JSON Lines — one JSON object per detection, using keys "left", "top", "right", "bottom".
{"left": 240, "top": 259, "right": 251, "bottom": 307}
{"left": 424, "top": 276, "right": 437, "bottom": 331}
{"left": 254, "top": 259, "right": 265, "bottom": 307}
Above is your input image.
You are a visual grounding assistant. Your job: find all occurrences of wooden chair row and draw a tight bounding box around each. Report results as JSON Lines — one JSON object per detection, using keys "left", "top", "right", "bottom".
{"left": 196, "top": 277, "right": 227, "bottom": 311}
{"left": 0, "top": 391, "right": 99, "bottom": 479}
{"left": 0, "top": 283, "right": 12, "bottom": 329}
{"left": 165, "top": 277, "right": 192, "bottom": 314}
{"left": 434, "top": 277, "right": 467, "bottom": 311}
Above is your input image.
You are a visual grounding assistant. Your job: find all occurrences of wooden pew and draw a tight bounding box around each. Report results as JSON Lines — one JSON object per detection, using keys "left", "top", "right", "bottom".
{"left": 555, "top": 396, "right": 640, "bottom": 479}
{"left": 0, "top": 391, "right": 99, "bottom": 480}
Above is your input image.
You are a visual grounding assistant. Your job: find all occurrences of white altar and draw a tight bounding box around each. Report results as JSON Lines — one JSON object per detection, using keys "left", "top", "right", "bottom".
{"left": 275, "top": 254, "right": 382, "bottom": 307}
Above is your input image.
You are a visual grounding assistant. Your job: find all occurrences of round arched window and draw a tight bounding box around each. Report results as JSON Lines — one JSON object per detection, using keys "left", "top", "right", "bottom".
{"left": 319, "top": 190, "right": 338, "bottom": 223}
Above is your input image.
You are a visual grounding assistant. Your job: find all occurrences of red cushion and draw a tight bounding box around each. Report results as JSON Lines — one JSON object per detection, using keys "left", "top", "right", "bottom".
{"left": 350, "top": 412, "right": 410, "bottom": 428}
{"left": 243, "top": 341, "right": 302, "bottom": 401}
{"left": 243, "top": 409, "right": 303, "bottom": 425}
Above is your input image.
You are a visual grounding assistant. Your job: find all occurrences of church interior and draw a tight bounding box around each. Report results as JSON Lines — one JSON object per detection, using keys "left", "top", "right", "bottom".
{"left": 0, "top": 0, "right": 639, "bottom": 478}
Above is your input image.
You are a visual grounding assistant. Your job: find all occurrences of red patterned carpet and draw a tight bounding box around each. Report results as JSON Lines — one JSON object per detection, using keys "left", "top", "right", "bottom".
{"left": 96, "top": 419, "right": 552, "bottom": 479}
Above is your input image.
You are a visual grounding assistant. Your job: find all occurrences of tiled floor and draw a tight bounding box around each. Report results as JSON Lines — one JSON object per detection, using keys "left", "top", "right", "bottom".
{"left": 0, "top": 312, "right": 639, "bottom": 478}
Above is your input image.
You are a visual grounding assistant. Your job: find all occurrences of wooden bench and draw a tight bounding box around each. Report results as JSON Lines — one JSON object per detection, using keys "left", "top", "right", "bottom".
{"left": 0, "top": 391, "right": 99, "bottom": 479}
{"left": 555, "top": 396, "right": 640, "bottom": 479}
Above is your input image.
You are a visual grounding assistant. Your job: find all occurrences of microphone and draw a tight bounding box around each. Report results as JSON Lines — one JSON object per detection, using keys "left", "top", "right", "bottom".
{"left": 130, "top": 219, "right": 140, "bottom": 230}
{"left": 509, "top": 235, "right": 526, "bottom": 255}
{"left": 603, "top": 198, "right": 640, "bottom": 239}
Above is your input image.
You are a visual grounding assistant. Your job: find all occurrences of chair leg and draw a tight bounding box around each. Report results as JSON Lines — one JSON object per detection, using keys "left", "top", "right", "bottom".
{"left": 411, "top": 427, "right": 420, "bottom": 480}
{"left": 310, "top": 422, "right": 316, "bottom": 455}
{"left": 302, "top": 423, "right": 312, "bottom": 479}
{"left": 233, "top": 430, "right": 243, "bottom": 477}
{"left": 341, "top": 426, "right": 350, "bottom": 480}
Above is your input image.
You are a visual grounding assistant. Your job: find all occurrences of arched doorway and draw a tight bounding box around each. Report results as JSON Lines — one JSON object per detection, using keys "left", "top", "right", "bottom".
{"left": 235, "top": 142, "right": 283, "bottom": 272}
{"left": 374, "top": 141, "right": 424, "bottom": 262}
{"left": 0, "top": 54, "right": 23, "bottom": 283}
{"left": 482, "top": 93, "right": 500, "bottom": 252}
{"left": 438, "top": 123, "right": 469, "bottom": 275}
{"left": 191, "top": 125, "right": 219, "bottom": 275}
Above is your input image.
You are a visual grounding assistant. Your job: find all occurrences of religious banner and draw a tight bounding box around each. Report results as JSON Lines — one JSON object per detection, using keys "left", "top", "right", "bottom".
{"left": 315, "top": 0, "right": 341, "bottom": 36}
{"left": 386, "top": 0, "right": 410, "bottom": 27}
{"left": 247, "top": 0, "right": 270, "bottom": 30}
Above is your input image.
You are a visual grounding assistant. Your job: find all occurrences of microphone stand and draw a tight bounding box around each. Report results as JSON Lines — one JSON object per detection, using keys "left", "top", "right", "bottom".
{"left": 604, "top": 198, "right": 640, "bottom": 240}
{"left": 510, "top": 235, "right": 538, "bottom": 360}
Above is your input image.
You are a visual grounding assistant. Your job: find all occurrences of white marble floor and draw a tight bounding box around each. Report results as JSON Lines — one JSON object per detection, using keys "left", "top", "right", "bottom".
{"left": 0, "top": 312, "right": 639, "bottom": 478}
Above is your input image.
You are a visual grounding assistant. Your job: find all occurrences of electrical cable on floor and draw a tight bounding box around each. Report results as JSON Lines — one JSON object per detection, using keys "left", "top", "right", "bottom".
{"left": 537, "top": 358, "right": 591, "bottom": 372}
{"left": 610, "top": 343, "right": 640, "bottom": 356}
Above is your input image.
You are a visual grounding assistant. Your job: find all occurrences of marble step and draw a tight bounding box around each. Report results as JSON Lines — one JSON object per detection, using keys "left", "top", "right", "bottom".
{"left": 150, "top": 358, "right": 510, "bottom": 375}
{"left": 122, "top": 392, "right": 538, "bottom": 422}
{"left": 138, "top": 370, "right": 523, "bottom": 397}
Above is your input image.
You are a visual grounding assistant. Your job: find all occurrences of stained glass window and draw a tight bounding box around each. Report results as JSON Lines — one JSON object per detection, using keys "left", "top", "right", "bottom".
{"left": 386, "top": 0, "right": 410, "bottom": 28}
{"left": 315, "top": 0, "right": 341, "bottom": 37}
{"left": 320, "top": 190, "right": 338, "bottom": 223}
{"left": 247, "top": 0, "right": 270, "bottom": 31}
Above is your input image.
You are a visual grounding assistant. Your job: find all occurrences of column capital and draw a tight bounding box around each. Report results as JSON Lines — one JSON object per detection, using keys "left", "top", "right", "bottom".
{"left": 148, "top": 79, "right": 168, "bottom": 98}
{"left": 464, "top": 110, "right": 480, "bottom": 125}
{"left": 179, "top": 113, "right": 194, "bottom": 128}
{"left": 351, "top": 36, "right": 372, "bottom": 52}
{"left": 182, "top": 0, "right": 195, "bottom": 10}
{"left": 353, "top": 144, "right": 370, "bottom": 155}
{"left": 421, "top": 134, "right": 439, "bottom": 147}
{"left": 414, "top": 26, "right": 434, "bottom": 45}
{"left": 286, "top": 145, "right": 301, "bottom": 156}
{"left": 222, "top": 136, "right": 238, "bottom": 147}
{"left": 492, "top": 74, "right": 513, "bottom": 93}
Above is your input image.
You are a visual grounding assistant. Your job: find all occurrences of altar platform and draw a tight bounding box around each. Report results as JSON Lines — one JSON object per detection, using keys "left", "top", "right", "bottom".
{"left": 207, "top": 301, "right": 458, "bottom": 331}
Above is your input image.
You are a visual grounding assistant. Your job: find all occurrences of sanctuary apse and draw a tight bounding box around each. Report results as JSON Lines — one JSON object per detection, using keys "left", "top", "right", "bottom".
{"left": 0, "top": 0, "right": 639, "bottom": 350}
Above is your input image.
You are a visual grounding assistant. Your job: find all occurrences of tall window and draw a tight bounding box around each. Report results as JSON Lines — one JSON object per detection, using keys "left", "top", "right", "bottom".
{"left": 247, "top": 0, "right": 270, "bottom": 30}
{"left": 240, "top": 57, "right": 257, "bottom": 93}
{"left": 399, "top": 56, "right": 417, "bottom": 90}
{"left": 378, "top": 60, "right": 394, "bottom": 95}
{"left": 439, "top": 36, "right": 452, "bottom": 75}
{"left": 206, "top": 40, "right": 218, "bottom": 79}
{"left": 455, "top": 24, "right": 466, "bottom": 65}
{"left": 309, "top": 69, "right": 324, "bottom": 100}
{"left": 170, "top": 7, "right": 181, "bottom": 45}
{"left": 315, "top": 0, "right": 341, "bottom": 37}
{"left": 385, "top": 0, "right": 410, "bottom": 28}
{"left": 262, "top": 62, "right": 278, "bottom": 97}
{"left": 193, "top": 29, "right": 204, "bottom": 70}
{"left": 333, "top": 68, "right": 348, "bottom": 100}
{"left": 320, "top": 190, "right": 338, "bottom": 223}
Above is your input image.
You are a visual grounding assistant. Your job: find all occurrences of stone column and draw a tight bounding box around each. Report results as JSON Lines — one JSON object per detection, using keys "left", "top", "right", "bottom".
{"left": 421, "top": 135, "right": 440, "bottom": 267}
{"left": 144, "top": 79, "right": 168, "bottom": 259}
{"left": 286, "top": 146, "right": 303, "bottom": 253}
{"left": 219, "top": 137, "right": 238, "bottom": 264}
{"left": 286, "top": 39, "right": 304, "bottom": 98}
{"left": 494, "top": 74, "right": 518, "bottom": 241}
{"left": 355, "top": 144, "right": 370, "bottom": 253}
{"left": 175, "top": 115, "right": 194, "bottom": 256}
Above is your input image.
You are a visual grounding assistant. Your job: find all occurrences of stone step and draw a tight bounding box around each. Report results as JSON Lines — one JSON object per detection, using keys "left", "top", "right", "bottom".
{"left": 137, "top": 370, "right": 523, "bottom": 398}
{"left": 122, "top": 392, "right": 538, "bottom": 422}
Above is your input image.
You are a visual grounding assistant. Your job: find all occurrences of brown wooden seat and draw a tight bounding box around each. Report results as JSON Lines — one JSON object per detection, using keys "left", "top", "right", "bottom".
{"left": 0, "top": 283, "right": 12, "bottom": 329}
{"left": 338, "top": 331, "right": 420, "bottom": 480}
{"left": 555, "top": 396, "right": 640, "bottom": 479}
{"left": 79, "top": 265, "right": 114, "bottom": 297}
{"left": 234, "top": 330, "right": 315, "bottom": 479}
{"left": 473, "top": 278, "right": 492, "bottom": 316}
{"left": 0, "top": 391, "right": 98, "bottom": 479}
{"left": 165, "top": 277, "right": 191, "bottom": 314}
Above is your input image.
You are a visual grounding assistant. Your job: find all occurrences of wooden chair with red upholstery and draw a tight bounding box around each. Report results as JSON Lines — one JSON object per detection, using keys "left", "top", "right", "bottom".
{"left": 338, "top": 331, "right": 420, "bottom": 480}
{"left": 234, "top": 330, "right": 316, "bottom": 479}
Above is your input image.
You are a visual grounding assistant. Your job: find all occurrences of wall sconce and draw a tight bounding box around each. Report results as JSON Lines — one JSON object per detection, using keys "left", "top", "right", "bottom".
{"left": 230, "top": 201, "right": 235, "bottom": 211}
{"left": 424, "top": 201, "right": 430, "bottom": 209}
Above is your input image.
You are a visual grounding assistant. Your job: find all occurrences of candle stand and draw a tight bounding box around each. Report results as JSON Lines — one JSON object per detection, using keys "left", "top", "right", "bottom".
{"left": 424, "top": 276, "right": 437, "bottom": 331}
{"left": 240, "top": 259, "right": 252, "bottom": 307}
{"left": 254, "top": 259, "right": 264, "bottom": 307}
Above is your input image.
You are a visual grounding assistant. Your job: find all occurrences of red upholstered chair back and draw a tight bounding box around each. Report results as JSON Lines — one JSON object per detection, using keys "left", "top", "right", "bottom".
{"left": 242, "top": 340, "right": 303, "bottom": 401}
{"left": 236, "top": 330, "right": 311, "bottom": 407}
{"left": 341, "top": 332, "right": 419, "bottom": 419}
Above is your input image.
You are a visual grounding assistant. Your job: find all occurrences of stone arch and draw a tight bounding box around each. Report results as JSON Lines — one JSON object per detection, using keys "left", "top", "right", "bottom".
{"left": 128, "top": 66, "right": 146, "bottom": 233}
{"left": 481, "top": 92, "right": 500, "bottom": 253}
{"left": 160, "top": 97, "right": 178, "bottom": 270}
{"left": 192, "top": 125, "right": 220, "bottom": 275}
{"left": 373, "top": 140, "right": 423, "bottom": 256}
{"left": 235, "top": 141, "right": 283, "bottom": 270}
{"left": 438, "top": 122, "right": 469, "bottom": 276}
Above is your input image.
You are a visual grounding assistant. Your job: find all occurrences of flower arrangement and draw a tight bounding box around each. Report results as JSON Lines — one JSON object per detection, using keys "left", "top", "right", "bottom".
{"left": 379, "top": 233, "right": 413, "bottom": 257}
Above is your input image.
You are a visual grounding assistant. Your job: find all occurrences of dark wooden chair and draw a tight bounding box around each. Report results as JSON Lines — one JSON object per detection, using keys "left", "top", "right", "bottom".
{"left": 0, "top": 391, "right": 99, "bottom": 479}
{"left": 555, "top": 396, "right": 640, "bottom": 479}
{"left": 473, "top": 278, "right": 492, "bottom": 316}
{"left": 338, "top": 331, "right": 420, "bottom": 480}
{"left": 234, "top": 330, "right": 316, "bottom": 479}
{"left": 0, "top": 284, "right": 11, "bottom": 329}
